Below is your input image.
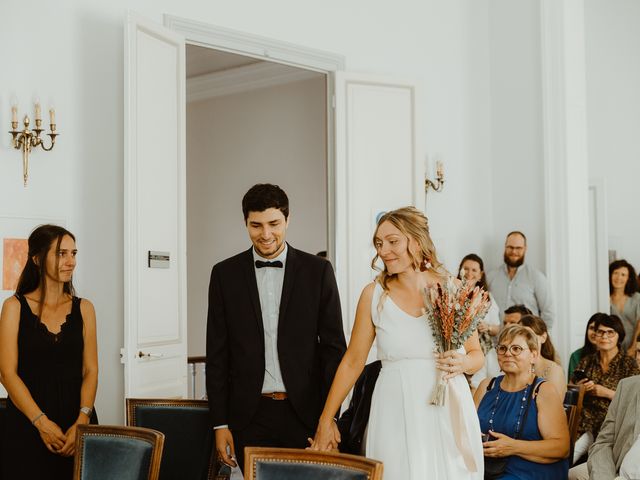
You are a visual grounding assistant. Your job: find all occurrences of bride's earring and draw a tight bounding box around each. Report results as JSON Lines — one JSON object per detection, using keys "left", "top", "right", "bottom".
{"left": 423, "top": 259, "right": 432, "bottom": 270}
{"left": 530, "top": 363, "right": 535, "bottom": 374}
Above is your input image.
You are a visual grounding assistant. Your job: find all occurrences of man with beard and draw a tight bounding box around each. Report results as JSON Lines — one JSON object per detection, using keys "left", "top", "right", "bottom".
{"left": 487, "top": 231, "right": 554, "bottom": 329}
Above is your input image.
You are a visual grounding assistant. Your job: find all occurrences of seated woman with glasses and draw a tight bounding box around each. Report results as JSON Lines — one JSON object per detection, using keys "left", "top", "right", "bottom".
{"left": 474, "top": 324, "right": 569, "bottom": 479}
{"left": 571, "top": 314, "right": 640, "bottom": 464}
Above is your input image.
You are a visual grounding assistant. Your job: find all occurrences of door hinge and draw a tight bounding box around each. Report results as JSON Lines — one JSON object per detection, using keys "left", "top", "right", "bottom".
{"left": 120, "top": 348, "right": 125, "bottom": 364}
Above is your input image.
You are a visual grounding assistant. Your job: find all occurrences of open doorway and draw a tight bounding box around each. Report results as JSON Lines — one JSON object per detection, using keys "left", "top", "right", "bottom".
{"left": 125, "top": 14, "right": 417, "bottom": 400}
{"left": 184, "top": 45, "right": 329, "bottom": 369}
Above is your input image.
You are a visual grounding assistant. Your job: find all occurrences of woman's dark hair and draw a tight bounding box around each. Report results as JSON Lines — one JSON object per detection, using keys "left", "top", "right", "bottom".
{"left": 16, "top": 224, "right": 76, "bottom": 316}
{"left": 456, "top": 253, "right": 488, "bottom": 291}
{"left": 609, "top": 259, "right": 638, "bottom": 296}
{"left": 519, "top": 315, "right": 558, "bottom": 362}
{"left": 580, "top": 313, "right": 606, "bottom": 360}
{"left": 504, "top": 304, "right": 532, "bottom": 316}
{"left": 242, "top": 183, "right": 289, "bottom": 221}
{"left": 593, "top": 314, "right": 626, "bottom": 348}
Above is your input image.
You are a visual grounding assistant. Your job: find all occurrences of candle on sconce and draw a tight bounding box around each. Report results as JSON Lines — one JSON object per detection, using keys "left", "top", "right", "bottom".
{"left": 436, "top": 161, "right": 444, "bottom": 178}
{"left": 8, "top": 99, "right": 59, "bottom": 187}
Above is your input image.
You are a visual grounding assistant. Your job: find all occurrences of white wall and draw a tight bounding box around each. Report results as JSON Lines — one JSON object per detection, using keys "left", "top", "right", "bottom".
{"left": 186, "top": 76, "right": 327, "bottom": 356}
{"left": 419, "top": 0, "right": 496, "bottom": 274}
{"left": 486, "top": 0, "right": 546, "bottom": 275}
{"left": 0, "top": 0, "right": 497, "bottom": 423}
{"left": 585, "top": 0, "right": 640, "bottom": 271}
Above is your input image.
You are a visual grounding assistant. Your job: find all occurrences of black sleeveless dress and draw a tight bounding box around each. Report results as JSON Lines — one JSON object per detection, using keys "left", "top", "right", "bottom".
{"left": 2, "top": 294, "right": 96, "bottom": 479}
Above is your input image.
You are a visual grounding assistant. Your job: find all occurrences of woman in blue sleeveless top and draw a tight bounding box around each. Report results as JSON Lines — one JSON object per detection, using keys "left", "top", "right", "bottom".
{"left": 475, "top": 324, "right": 569, "bottom": 479}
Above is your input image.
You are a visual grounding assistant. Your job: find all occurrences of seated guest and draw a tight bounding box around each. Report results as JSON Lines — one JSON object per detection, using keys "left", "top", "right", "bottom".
{"left": 573, "top": 314, "right": 640, "bottom": 463}
{"left": 567, "top": 313, "right": 601, "bottom": 380}
{"left": 475, "top": 325, "right": 569, "bottom": 479}
{"left": 568, "top": 375, "right": 640, "bottom": 480}
{"left": 503, "top": 304, "right": 532, "bottom": 326}
{"left": 590, "top": 374, "right": 640, "bottom": 479}
{"left": 457, "top": 253, "right": 501, "bottom": 388}
{"left": 335, "top": 361, "right": 381, "bottom": 455}
{"left": 519, "top": 315, "right": 566, "bottom": 397}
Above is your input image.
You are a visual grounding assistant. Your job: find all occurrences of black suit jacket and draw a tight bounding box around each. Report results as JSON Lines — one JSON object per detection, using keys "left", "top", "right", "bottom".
{"left": 337, "top": 361, "right": 381, "bottom": 455}
{"left": 206, "top": 245, "right": 346, "bottom": 431}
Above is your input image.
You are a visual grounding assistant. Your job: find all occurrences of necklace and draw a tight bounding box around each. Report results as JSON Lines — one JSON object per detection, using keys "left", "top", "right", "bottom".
{"left": 486, "top": 378, "right": 532, "bottom": 437}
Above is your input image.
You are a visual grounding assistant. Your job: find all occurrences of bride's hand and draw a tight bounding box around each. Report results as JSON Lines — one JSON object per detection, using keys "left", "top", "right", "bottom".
{"left": 436, "top": 350, "right": 467, "bottom": 380}
{"left": 307, "top": 418, "right": 341, "bottom": 451}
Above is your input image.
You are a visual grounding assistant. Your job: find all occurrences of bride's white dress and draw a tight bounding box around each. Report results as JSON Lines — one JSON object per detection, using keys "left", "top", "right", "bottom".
{"left": 365, "top": 284, "right": 484, "bottom": 479}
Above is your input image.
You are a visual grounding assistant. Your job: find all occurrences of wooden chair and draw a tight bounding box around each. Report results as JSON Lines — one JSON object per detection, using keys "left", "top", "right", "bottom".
{"left": 73, "top": 424, "right": 164, "bottom": 480}
{"left": 126, "top": 398, "right": 218, "bottom": 480}
{"left": 244, "top": 447, "right": 383, "bottom": 480}
{"left": 564, "top": 383, "right": 585, "bottom": 461}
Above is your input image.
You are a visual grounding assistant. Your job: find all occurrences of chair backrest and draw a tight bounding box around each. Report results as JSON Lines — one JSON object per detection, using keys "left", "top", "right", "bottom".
{"left": 244, "top": 447, "right": 383, "bottom": 480}
{"left": 564, "top": 383, "right": 586, "bottom": 460}
{"left": 73, "top": 424, "right": 164, "bottom": 480}
{"left": 126, "top": 398, "right": 216, "bottom": 480}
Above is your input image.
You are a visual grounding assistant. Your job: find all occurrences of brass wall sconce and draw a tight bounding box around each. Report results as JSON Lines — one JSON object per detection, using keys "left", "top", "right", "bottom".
{"left": 425, "top": 160, "right": 444, "bottom": 193}
{"left": 9, "top": 103, "right": 59, "bottom": 186}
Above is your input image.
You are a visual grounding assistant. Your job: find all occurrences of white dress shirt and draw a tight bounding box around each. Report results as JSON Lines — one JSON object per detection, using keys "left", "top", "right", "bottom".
{"left": 253, "top": 245, "right": 287, "bottom": 394}
{"left": 619, "top": 434, "right": 640, "bottom": 479}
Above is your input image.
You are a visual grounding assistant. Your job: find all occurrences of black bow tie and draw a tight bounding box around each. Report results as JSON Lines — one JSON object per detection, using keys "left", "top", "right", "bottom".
{"left": 255, "top": 260, "right": 283, "bottom": 269}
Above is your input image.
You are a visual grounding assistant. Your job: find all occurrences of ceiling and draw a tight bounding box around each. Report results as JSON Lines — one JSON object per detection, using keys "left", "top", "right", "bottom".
{"left": 186, "top": 44, "right": 262, "bottom": 78}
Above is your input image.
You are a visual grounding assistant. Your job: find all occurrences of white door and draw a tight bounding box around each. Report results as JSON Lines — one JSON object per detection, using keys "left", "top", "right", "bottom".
{"left": 332, "top": 72, "right": 419, "bottom": 340}
{"left": 123, "top": 12, "right": 187, "bottom": 398}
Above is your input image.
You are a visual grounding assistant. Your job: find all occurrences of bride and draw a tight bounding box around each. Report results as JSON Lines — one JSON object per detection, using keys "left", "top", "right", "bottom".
{"left": 310, "top": 207, "right": 484, "bottom": 479}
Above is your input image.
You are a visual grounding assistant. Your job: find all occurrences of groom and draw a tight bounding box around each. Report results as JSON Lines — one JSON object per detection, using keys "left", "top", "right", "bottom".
{"left": 206, "top": 183, "right": 346, "bottom": 471}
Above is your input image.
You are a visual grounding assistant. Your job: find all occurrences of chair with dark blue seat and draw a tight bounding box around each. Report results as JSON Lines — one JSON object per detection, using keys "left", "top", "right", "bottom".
{"left": 244, "top": 447, "right": 383, "bottom": 480}
{"left": 126, "top": 398, "right": 217, "bottom": 480}
{"left": 73, "top": 424, "right": 164, "bottom": 480}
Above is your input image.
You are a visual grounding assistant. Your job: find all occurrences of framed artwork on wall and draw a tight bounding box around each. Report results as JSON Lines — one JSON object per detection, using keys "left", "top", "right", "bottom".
{"left": 0, "top": 216, "right": 66, "bottom": 304}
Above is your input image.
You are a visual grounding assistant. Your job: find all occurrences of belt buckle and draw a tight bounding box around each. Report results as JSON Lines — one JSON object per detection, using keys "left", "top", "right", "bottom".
{"left": 265, "top": 392, "right": 286, "bottom": 400}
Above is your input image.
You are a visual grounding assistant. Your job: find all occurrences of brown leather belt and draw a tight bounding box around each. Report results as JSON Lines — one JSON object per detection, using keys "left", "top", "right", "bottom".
{"left": 261, "top": 392, "right": 288, "bottom": 400}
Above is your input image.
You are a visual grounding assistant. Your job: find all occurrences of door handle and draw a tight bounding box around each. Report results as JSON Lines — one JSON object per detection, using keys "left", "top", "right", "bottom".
{"left": 137, "top": 351, "right": 164, "bottom": 359}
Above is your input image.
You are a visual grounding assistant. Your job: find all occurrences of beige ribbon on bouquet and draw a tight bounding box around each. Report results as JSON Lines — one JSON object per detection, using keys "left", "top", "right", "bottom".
{"left": 448, "top": 379, "right": 479, "bottom": 473}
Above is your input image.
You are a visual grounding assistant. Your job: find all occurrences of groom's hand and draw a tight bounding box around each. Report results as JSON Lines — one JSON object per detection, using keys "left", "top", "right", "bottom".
{"left": 215, "top": 428, "right": 237, "bottom": 467}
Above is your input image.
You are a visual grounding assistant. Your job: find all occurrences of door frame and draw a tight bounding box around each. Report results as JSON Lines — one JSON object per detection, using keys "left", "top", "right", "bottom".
{"left": 163, "top": 14, "right": 344, "bottom": 263}
{"left": 588, "top": 178, "right": 609, "bottom": 313}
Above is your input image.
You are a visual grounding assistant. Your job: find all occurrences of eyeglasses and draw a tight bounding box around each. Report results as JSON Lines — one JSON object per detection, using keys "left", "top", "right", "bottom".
{"left": 496, "top": 344, "right": 529, "bottom": 356}
{"left": 594, "top": 329, "right": 617, "bottom": 338}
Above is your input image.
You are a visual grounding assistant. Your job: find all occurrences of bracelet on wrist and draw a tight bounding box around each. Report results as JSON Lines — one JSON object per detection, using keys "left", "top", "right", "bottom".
{"left": 80, "top": 406, "right": 93, "bottom": 418}
{"left": 31, "top": 412, "right": 46, "bottom": 426}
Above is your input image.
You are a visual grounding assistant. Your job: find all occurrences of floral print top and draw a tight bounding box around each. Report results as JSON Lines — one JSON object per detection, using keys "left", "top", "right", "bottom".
{"left": 576, "top": 350, "right": 639, "bottom": 436}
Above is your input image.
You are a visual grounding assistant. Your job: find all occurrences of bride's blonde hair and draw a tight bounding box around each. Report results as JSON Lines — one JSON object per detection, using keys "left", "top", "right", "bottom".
{"left": 371, "top": 207, "right": 444, "bottom": 298}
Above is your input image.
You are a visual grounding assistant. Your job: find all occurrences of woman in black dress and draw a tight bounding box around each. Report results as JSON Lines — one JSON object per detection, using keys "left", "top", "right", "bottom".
{"left": 0, "top": 224, "right": 98, "bottom": 479}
